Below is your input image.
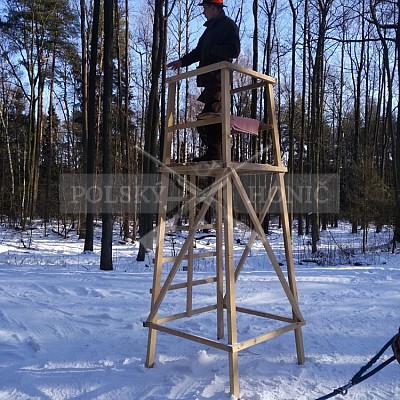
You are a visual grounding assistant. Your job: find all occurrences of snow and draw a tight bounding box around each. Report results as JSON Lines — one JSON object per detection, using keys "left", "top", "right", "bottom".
{"left": 0, "top": 222, "right": 399, "bottom": 399}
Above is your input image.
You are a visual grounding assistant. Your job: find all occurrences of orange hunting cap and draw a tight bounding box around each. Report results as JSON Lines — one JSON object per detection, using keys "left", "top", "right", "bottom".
{"left": 198, "top": 0, "right": 226, "bottom": 6}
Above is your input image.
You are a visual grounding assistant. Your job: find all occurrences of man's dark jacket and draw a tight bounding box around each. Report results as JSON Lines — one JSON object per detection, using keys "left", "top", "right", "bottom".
{"left": 180, "top": 10, "right": 240, "bottom": 87}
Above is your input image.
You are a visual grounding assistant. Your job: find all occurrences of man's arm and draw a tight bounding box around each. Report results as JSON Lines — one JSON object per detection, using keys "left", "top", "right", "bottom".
{"left": 180, "top": 46, "right": 201, "bottom": 68}
{"left": 167, "top": 46, "right": 201, "bottom": 71}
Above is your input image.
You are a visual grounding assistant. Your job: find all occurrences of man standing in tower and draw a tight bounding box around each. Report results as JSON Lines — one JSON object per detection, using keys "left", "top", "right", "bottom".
{"left": 167, "top": 0, "right": 240, "bottom": 161}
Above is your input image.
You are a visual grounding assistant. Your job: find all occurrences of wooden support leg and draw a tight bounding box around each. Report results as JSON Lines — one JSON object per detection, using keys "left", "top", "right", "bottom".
{"left": 276, "top": 172, "right": 305, "bottom": 364}
{"left": 223, "top": 173, "right": 240, "bottom": 398}
{"left": 294, "top": 325, "right": 305, "bottom": 365}
{"left": 145, "top": 172, "right": 169, "bottom": 368}
{"left": 186, "top": 174, "right": 195, "bottom": 317}
{"left": 145, "top": 246, "right": 163, "bottom": 368}
{"left": 145, "top": 328, "right": 157, "bottom": 368}
{"left": 229, "top": 350, "right": 240, "bottom": 398}
{"left": 216, "top": 183, "right": 224, "bottom": 340}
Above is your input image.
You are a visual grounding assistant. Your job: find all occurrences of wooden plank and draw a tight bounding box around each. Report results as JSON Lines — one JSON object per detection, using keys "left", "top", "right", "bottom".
{"left": 166, "top": 276, "right": 217, "bottom": 291}
{"left": 216, "top": 185, "right": 224, "bottom": 340}
{"left": 294, "top": 318, "right": 306, "bottom": 364}
{"left": 166, "top": 61, "right": 229, "bottom": 83}
{"left": 166, "top": 116, "right": 222, "bottom": 132}
{"left": 266, "top": 83, "right": 282, "bottom": 167}
{"left": 164, "top": 223, "right": 215, "bottom": 232}
{"left": 221, "top": 162, "right": 240, "bottom": 396}
{"left": 166, "top": 196, "right": 209, "bottom": 202}
{"left": 221, "top": 68, "right": 231, "bottom": 164}
{"left": 156, "top": 304, "right": 218, "bottom": 324}
{"left": 233, "top": 322, "right": 305, "bottom": 353}
{"left": 166, "top": 61, "right": 276, "bottom": 85}
{"left": 165, "top": 225, "right": 190, "bottom": 231}
{"left": 147, "top": 322, "right": 231, "bottom": 352}
{"left": 220, "top": 67, "right": 240, "bottom": 394}
{"left": 161, "top": 251, "right": 216, "bottom": 263}
{"left": 158, "top": 163, "right": 287, "bottom": 175}
{"left": 145, "top": 171, "right": 171, "bottom": 367}
{"left": 227, "top": 62, "right": 276, "bottom": 83}
{"left": 150, "top": 276, "right": 217, "bottom": 294}
{"left": 163, "top": 82, "right": 176, "bottom": 165}
{"left": 230, "top": 81, "right": 267, "bottom": 94}
{"left": 186, "top": 174, "right": 196, "bottom": 317}
{"left": 229, "top": 163, "right": 287, "bottom": 173}
{"left": 167, "top": 115, "right": 272, "bottom": 133}
{"left": 235, "top": 306, "right": 295, "bottom": 323}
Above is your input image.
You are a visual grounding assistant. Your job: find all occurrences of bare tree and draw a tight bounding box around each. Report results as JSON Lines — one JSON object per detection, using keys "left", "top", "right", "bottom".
{"left": 79, "top": 0, "right": 89, "bottom": 240}
{"left": 369, "top": 0, "right": 400, "bottom": 246}
{"left": 137, "top": 0, "right": 167, "bottom": 261}
{"left": 100, "top": 0, "right": 114, "bottom": 271}
{"left": 84, "top": 0, "right": 101, "bottom": 252}
{"left": 308, "top": 0, "right": 334, "bottom": 252}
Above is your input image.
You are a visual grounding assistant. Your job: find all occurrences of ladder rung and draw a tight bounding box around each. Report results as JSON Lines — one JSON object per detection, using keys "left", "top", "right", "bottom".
{"left": 169, "top": 276, "right": 218, "bottom": 291}
{"left": 158, "top": 162, "right": 287, "bottom": 174}
{"left": 165, "top": 225, "right": 216, "bottom": 232}
{"left": 167, "top": 116, "right": 221, "bottom": 132}
{"left": 162, "top": 251, "right": 216, "bottom": 263}
{"left": 167, "top": 196, "right": 209, "bottom": 202}
{"left": 149, "top": 276, "right": 217, "bottom": 294}
{"left": 155, "top": 304, "right": 218, "bottom": 324}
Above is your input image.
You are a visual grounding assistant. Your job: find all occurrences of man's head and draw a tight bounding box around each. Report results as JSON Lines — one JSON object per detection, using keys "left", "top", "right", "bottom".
{"left": 198, "top": 0, "right": 225, "bottom": 20}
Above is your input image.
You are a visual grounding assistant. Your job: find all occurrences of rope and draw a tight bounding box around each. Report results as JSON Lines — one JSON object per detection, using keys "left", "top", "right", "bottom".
{"left": 315, "top": 333, "right": 398, "bottom": 400}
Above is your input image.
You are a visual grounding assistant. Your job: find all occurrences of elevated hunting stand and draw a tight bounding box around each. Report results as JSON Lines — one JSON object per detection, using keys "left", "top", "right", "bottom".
{"left": 144, "top": 62, "right": 305, "bottom": 398}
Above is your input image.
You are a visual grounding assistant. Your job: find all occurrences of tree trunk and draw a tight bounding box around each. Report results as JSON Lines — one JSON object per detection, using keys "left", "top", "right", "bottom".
{"left": 100, "top": 0, "right": 114, "bottom": 271}
{"left": 79, "top": 0, "right": 89, "bottom": 240}
{"left": 44, "top": 45, "right": 56, "bottom": 235}
{"left": 84, "top": 0, "right": 101, "bottom": 252}
{"left": 370, "top": 1, "right": 400, "bottom": 245}
{"left": 298, "top": 0, "right": 309, "bottom": 237}
{"left": 137, "top": 0, "right": 166, "bottom": 261}
{"left": 309, "top": 0, "right": 332, "bottom": 252}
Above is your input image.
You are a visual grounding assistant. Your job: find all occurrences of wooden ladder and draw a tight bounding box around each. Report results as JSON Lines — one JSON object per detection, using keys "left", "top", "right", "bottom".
{"left": 144, "top": 61, "right": 305, "bottom": 399}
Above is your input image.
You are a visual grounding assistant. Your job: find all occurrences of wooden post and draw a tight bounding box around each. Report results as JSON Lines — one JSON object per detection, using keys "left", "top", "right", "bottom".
{"left": 145, "top": 170, "right": 169, "bottom": 368}
{"left": 221, "top": 66, "right": 240, "bottom": 397}
{"left": 186, "top": 173, "right": 195, "bottom": 317}
{"left": 221, "top": 67, "right": 231, "bottom": 165}
{"left": 216, "top": 183, "right": 224, "bottom": 340}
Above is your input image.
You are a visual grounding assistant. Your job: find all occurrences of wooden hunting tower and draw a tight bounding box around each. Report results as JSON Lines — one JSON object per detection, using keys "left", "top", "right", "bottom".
{"left": 144, "top": 62, "right": 305, "bottom": 399}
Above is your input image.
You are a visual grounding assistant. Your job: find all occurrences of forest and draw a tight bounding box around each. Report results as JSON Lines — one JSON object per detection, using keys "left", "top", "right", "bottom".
{"left": 0, "top": 0, "right": 399, "bottom": 270}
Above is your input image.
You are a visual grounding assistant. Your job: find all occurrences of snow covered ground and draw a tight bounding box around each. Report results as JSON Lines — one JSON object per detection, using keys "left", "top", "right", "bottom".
{"left": 0, "top": 222, "right": 399, "bottom": 399}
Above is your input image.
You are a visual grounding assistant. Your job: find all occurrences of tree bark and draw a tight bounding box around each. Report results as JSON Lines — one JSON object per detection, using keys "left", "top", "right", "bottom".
{"left": 84, "top": 0, "right": 101, "bottom": 252}
{"left": 100, "top": 0, "right": 114, "bottom": 271}
{"left": 79, "top": 0, "right": 89, "bottom": 240}
{"left": 137, "top": 0, "right": 167, "bottom": 261}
